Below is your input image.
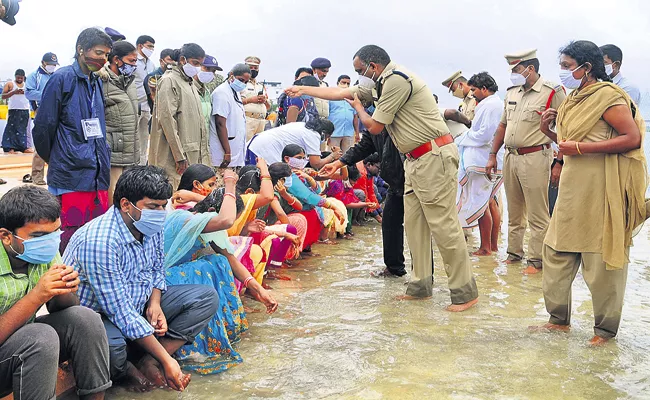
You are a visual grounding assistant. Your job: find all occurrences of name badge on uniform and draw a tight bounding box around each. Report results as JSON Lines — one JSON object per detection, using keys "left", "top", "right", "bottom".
{"left": 81, "top": 118, "right": 103, "bottom": 140}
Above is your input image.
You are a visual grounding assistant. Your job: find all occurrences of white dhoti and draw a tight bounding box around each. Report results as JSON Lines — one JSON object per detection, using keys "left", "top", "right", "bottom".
{"left": 457, "top": 166, "right": 503, "bottom": 228}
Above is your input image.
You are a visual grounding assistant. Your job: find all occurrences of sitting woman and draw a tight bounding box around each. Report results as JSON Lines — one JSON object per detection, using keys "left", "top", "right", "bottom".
{"left": 281, "top": 144, "right": 347, "bottom": 250}
{"left": 164, "top": 177, "right": 278, "bottom": 374}
{"left": 172, "top": 163, "right": 220, "bottom": 210}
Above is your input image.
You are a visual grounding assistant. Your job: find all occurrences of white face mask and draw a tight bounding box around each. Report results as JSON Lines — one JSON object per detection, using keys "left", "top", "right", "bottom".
{"left": 288, "top": 157, "right": 309, "bottom": 170}
{"left": 605, "top": 63, "right": 614, "bottom": 76}
{"left": 44, "top": 65, "right": 56, "bottom": 74}
{"left": 198, "top": 71, "right": 214, "bottom": 83}
{"left": 358, "top": 65, "right": 376, "bottom": 89}
{"left": 182, "top": 63, "right": 199, "bottom": 78}
{"left": 509, "top": 68, "right": 530, "bottom": 87}
{"left": 559, "top": 64, "right": 585, "bottom": 90}
{"left": 142, "top": 47, "right": 154, "bottom": 59}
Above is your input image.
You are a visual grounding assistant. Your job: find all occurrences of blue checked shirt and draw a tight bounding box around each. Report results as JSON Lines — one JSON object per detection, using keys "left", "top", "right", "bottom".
{"left": 63, "top": 206, "right": 166, "bottom": 340}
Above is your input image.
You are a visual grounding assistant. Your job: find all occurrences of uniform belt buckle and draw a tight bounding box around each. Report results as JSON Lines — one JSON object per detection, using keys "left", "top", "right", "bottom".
{"left": 506, "top": 147, "right": 519, "bottom": 156}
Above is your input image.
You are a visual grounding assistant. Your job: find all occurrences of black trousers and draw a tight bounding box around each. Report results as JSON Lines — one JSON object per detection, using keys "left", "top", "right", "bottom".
{"left": 382, "top": 189, "right": 406, "bottom": 276}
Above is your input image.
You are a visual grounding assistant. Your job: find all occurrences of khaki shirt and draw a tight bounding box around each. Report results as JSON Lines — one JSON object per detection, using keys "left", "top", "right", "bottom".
{"left": 501, "top": 76, "right": 566, "bottom": 148}
{"left": 461, "top": 95, "right": 477, "bottom": 120}
{"left": 242, "top": 79, "right": 267, "bottom": 116}
{"left": 350, "top": 61, "right": 449, "bottom": 154}
{"left": 314, "top": 80, "right": 330, "bottom": 118}
{"left": 150, "top": 66, "right": 211, "bottom": 169}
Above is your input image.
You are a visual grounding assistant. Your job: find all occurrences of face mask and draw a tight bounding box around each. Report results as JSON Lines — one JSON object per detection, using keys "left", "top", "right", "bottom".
{"left": 142, "top": 47, "right": 154, "bottom": 59}
{"left": 509, "top": 68, "right": 530, "bottom": 87}
{"left": 605, "top": 63, "right": 614, "bottom": 76}
{"left": 196, "top": 183, "right": 212, "bottom": 196}
{"left": 119, "top": 62, "right": 137, "bottom": 77}
{"left": 183, "top": 63, "right": 199, "bottom": 78}
{"left": 85, "top": 57, "right": 106, "bottom": 72}
{"left": 452, "top": 85, "right": 465, "bottom": 99}
{"left": 44, "top": 65, "right": 56, "bottom": 74}
{"left": 230, "top": 78, "right": 247, "bottom": 92}
{"left": 283, "top": 176, "right": 293, "bottom": 188}
{"left": 358, "top": 65, "right": 376, "bottom": 89}
{"left": 11, "top": 230, "right": 62, "bottom": 265}
{"left": 198, "top": 71, "right": 215, "bottom": 83}
{"left": 559, "top": 64, "right": 585, "bottom": 90}
{"left": 288, "top": 157, "right": 308, "bottom": 170}
{"left": 251, "top": 70, "right": 259, "bottom": 79}
{"left": 128, "top": 203, "right": 167, "bottom": 236}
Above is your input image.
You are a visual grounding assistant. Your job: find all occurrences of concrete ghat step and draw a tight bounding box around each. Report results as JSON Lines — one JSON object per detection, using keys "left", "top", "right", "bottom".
{"left": 0, "top": 153, "right": 34, "bottom": 169}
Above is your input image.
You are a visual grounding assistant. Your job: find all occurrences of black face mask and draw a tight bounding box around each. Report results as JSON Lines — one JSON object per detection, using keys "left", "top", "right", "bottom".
{"left": 251, "top": 70, "right": 259, "bottom": 79}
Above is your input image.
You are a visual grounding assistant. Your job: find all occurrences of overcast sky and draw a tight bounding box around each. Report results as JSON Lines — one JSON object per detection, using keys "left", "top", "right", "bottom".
{"left": 1, "top": 0, "right": 649, "bottom": 110}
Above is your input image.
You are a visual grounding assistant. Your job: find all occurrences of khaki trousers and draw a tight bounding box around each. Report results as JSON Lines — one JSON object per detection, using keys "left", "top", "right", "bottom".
{"left": 329, "top": 136, "right": 354, "bottom": 153}
{"left": 31, "top": 109, "right": 47, "bottom": 185}
{"left": 403, "top": 144, "right": 478, "bottom": 303}
{"left": 246, "top": 117, "right": 267, "bottom": 142}
{"left": 138, "top": 110, "right": 151, "bottom": 165}
{"left": 108, "top": 166, "right": 124, "bottom": 201}
{"left": 503, "top": 148, "right": 552, "bottom": 265}
{"left": 542, "top": 244, "right": 629, "bottom": 339}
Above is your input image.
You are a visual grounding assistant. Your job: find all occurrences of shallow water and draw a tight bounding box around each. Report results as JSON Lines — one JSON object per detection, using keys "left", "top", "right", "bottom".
{"left": 109, "top": 219, "right": 650, "bottom": 400}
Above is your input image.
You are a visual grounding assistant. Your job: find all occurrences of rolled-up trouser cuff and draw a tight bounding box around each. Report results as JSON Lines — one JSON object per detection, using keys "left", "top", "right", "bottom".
{"left": 77, "top": 380, "right": 113, "bottom": 396}
{"left": 405, "top": 277, "right": 433, "bottom": 298}
{"left": 528, "top": 259, "right": 543, "bottom": 269}
{"left": 449, "top": 277, "right": 479, "bottom": 305}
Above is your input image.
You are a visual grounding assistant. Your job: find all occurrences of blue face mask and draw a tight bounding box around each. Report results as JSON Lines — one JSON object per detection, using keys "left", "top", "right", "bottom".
{"left": 230, "top": 78, "right": 247, "bottom": 92}
{"left": 11, "top": 230, "right": 62, "bottom": 265}
{"left": 129, "top": 203, "right": 167, "bottom": 237}
{"left": 118, "top": 61, "right": 137, "bottom": 77}
{"left": 283, "top": 176, "right": 293, "bottom": 188}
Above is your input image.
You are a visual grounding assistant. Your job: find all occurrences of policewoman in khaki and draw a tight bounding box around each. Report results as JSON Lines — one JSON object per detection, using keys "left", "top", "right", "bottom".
{"left": 536, "top": 41, "right": 647, "bottom": 344}
{"left": 241, "top": 56, "right": 270, "bottom": 141}
{"left": 486, "top": 49, "right": 565, "bottom": 273}
{"left": 286, "top": 45, "right": 478, "bottom": 311}
{"left": 442, "top": 71, "right": 477, "bottom": 121}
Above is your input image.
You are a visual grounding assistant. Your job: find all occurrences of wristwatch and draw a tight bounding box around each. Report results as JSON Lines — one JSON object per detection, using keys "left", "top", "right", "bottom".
{"left": 551, "top": 158, "right": 564, "bottom": 168}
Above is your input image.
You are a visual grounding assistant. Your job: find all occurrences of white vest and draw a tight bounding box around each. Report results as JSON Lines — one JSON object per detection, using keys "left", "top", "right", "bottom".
{"left": 8, "top": 80, "right": 30, "bottom": 110}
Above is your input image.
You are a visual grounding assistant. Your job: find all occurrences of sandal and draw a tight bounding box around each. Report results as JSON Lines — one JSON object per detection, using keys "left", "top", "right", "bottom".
{"left": 22, "top": 174, "right": 33, "bottom": 183}
{"left": 0, "top": 178, "right": 6, "bottom": 185}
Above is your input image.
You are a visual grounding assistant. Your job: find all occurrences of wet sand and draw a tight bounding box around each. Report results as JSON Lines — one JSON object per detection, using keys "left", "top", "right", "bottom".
{"left": 109, "top": 221, "right": 650, "bottom": 400}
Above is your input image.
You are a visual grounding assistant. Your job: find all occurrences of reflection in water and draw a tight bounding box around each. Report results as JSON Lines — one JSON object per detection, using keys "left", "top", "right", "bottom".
{"left": 110, "top": 220, "right": 650, "bottom": 400}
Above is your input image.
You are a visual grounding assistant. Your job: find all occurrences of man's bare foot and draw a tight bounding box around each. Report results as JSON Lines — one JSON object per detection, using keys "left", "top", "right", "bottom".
{"left": 395, "top": 294, "right": 432, "bottom": 301}
{"left": 472, "top": 248, "right": 492, "bottom": 256}
{"left": 244, "top": 305, "right": 262, "bottom": 313}
{"left": 446, "top": 297, "right": 479, "bottom": 312}
{"left": 491, "top": 245, "right": 499, "bottom": 252}
{"left": 124, "top": 361, "right": 155, "bottom": 392}
{"left": 137, "top": 357, "right": 166, "bottom": 388}
{"left": 528, "top": 322, "right": 571, "bottom": 333}
{"left": 588, "top": 335, "right": 610, "bottom": 346}
{"left": 522, "top": 265, "right": 541, "bottom": 275}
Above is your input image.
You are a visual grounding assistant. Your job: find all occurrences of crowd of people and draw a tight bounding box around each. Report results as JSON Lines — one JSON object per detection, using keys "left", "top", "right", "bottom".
{"left": 0, "top": 24, "right": 648, "bottom": 399}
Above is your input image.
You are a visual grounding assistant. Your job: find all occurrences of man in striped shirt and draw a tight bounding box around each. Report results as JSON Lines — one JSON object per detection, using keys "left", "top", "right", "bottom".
{"left": 63, "top": 166, "right": 219, "bottom": 393}
{"left": 0, "top": 186, "right": 111, "bottom": 399}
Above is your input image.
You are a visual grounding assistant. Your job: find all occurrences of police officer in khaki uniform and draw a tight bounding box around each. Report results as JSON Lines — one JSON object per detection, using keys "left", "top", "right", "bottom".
{"left": 486, "top": 49, "right": 566, "bottom": 274}
{"left": 241, "top": 56, "right": 270, "bottom": 141}
{"left": 288, "top": 45, "right": 479, "bottom": 311}
{"left": 442, "top": 71, "right": 477, "bottom": 121}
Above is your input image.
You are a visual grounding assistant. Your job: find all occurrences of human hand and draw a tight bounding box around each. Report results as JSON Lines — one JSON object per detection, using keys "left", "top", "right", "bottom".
{"left": 33, "top": 265, "right": 79, "bottom": 304}
{"left": 333, "top": 208, "right": 345, "bottom": 222}
{"left": 550, "top": 163, "right": 562, "bottom": 188}
{"left": 330, "top": 147, "right": 343, "bottom": 160}
{"left": 253, "top": 287, "right": 278, "bottom": 314}
{"left": 161, "top": 358, "right": 189, "bottom": 391}
{"left": 223, "top": 169, "right": 238, "bottom": 187}
{"left": 344, "top": 93, "right": 363, "bottom": 111}
{"left": 485, "top": 155, "right": 497, "bottom": 181}
{"left": 366, "top": 202, "right": 379, "bottom": 210}
{"left": 540, "top": 108, "right": 558, "bottom": 134}
{"left": 284, "top": 86, "right": 303, "bottom": 98}
{"left": 219, "top": 155, "right": 231, "bottom": 169}
{"left": 287, "top": 233, "right": 301, "bottom": 246}
{"left": 172, "top": 190, "right": 199, "bottom": 205}
{"left": 275, "top": 180, "right": 287, "bottom": 195}
{"left": 256, "top": 95, "right": 266, "bottom": 104}
{"left": 247, "top": 219, "right": 267, "bottom": 233}
{"left": 559, "top": 140, "right": 580, "bottom": 156}
{"left": 176, "top": 160, "right": 188, "bottom": 175}
{"left": 146, "top": 303, "right": 168, "bottom": 336}
{"left": 256, "top": 157, "right": 269, "bottom": 174}
{"left": 318, "top": 162, "right": 338, "bottom": 178}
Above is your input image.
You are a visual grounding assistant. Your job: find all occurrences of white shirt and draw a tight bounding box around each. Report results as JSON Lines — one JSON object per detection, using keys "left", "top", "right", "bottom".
{"left": 455, "top": 94, "right": 504, "bottom": 177}
{"left": 210, "top": 83, "right": 247, "bottom": 167}
{"left": 135, "top": 53, "right": 156, "bottom": 111}
{"left": 247, "top": 122, "right": 322, "bottom": 165}
{"left": 612, "top": 72, "right": 642, "bottom": 106}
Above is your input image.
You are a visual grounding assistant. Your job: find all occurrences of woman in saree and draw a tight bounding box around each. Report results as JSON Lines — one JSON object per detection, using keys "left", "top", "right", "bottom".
{"left": 165, "top": 177, "right": 278, "bottom": 374}
{"left": 537, "top": 40, "right": 647, "bottom": 345}
{"left": 281, "top": 144, "right": 347, "bottom": 250}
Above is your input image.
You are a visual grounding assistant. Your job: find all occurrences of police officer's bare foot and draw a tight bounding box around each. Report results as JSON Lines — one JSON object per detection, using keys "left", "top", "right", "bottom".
{"left": 446, "top": 297, "right": 478, "bottom": 312}
{"left": 395, "top": 294, "right": 432, "bottom": 301}
{"left": 588, "top": 335, "right": 610, "bottom": 346}
{"left": 522, "top": 265, "right": 541, "bottom": 275}
{"left": 472, "top": 248, "right": 492, "bottom": 256}
{"left": 528, "top": 322, "right": 570, "bottom": 332}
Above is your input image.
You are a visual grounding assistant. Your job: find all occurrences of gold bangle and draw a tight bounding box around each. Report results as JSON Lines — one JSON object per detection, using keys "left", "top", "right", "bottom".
{"left": 576, "top": 142, "right": 582, "bottom": 155}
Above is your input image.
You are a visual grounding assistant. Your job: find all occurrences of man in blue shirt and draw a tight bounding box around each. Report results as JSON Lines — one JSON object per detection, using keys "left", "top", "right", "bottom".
{"left": 63, "top": 166, "right": 218, "bottom": 393}
{"left": 328, "top": 75, "right": 359, "bottom": 153}
{"left": 600, "top": 44, "right": 642, "bottom": 106}
{"left": 25, "top": 51, "right": 59, "bottom": 185}
{"left": 33, "top": 28, "right": 113, "bottom": 253}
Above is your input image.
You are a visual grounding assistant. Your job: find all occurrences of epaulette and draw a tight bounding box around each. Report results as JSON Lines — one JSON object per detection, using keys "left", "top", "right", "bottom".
{"left": 543, "top": 80, "right": 564, "bottom": 92}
